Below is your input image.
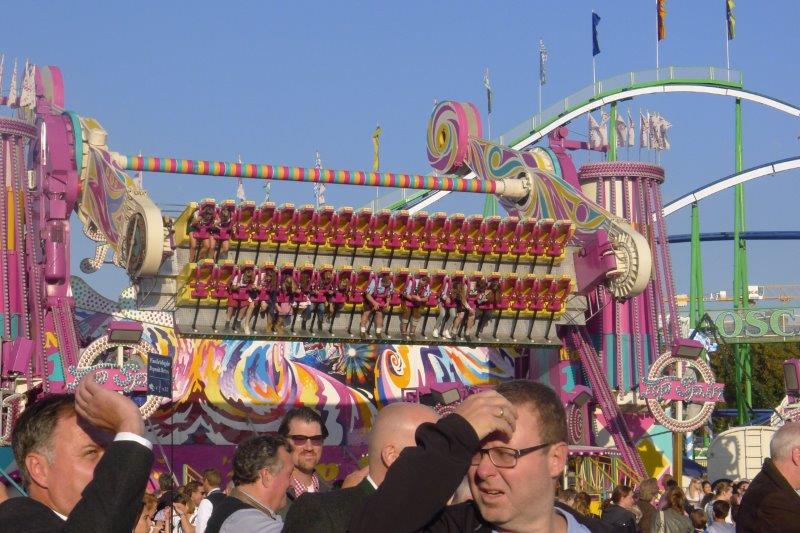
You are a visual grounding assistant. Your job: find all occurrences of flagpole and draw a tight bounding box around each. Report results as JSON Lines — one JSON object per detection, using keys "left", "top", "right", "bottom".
{"left": 592, "top": 56, "right": 596, "bottom": 92}
{"left": 538, "top": 79, "right": 542, "bottom": 118}
{"left": 725, "top": 13, "right": 731, "bottom": 72}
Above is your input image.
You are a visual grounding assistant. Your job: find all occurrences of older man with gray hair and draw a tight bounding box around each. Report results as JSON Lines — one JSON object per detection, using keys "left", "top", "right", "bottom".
{"left": 205, "top": 435, "right": 295, "bottom": 533}
{"left": 736, "top": 421, "right": 800, "bottom": 531}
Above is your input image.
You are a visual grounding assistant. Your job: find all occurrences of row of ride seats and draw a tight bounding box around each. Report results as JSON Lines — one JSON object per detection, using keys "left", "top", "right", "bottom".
{"left": 180, "top": 259, "right": 573, "bottom": 317}
{"left": 181, "top": 199, "right": 575, "bottom": 263}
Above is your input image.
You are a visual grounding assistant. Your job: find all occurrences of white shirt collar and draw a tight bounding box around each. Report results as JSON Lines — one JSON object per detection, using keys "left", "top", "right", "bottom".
{"left": 365, "top": 475, "right": 378, "bottom": 490}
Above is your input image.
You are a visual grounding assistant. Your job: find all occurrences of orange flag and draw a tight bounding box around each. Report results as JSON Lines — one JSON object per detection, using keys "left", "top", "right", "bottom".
{"left": 657, "top": 0, "right": 667, "bottom": 41}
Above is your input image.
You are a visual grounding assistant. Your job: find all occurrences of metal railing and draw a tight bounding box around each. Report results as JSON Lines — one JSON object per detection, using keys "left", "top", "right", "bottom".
{"left": 499, "top": 66, "right": 743, "bottom": 147}
{"left": 371, "top": 66, "right": 742, "bottom": 212}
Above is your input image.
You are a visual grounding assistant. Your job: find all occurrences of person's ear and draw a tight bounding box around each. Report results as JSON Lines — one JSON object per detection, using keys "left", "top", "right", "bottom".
{"left": 25, "top": 452, "right": 51, "bottom": 489}
{"left": 381, "top": 444, "right": 399, "bottom": 469}
{"left": 260, "top": 467, "right": 274, "bottom": 488}
{"left": 548, "top": 442, "right": 569, "bottom": 478}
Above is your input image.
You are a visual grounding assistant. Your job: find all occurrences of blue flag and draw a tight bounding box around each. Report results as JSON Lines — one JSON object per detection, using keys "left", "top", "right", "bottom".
{"left": 592, "top": 12, "right": 601, "bottom": 56}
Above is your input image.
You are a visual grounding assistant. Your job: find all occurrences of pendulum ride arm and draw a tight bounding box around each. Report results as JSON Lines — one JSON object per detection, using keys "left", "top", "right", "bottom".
{"left": 564, "top": 325, "right": 647, "bottom": 478}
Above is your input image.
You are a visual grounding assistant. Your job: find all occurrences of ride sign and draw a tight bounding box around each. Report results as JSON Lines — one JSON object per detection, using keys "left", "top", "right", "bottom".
{"left": 640, "top": 375, "right": 724, "bottom": 403}
{"left": 713, "top": 308, "right": 800, "bottom": 343}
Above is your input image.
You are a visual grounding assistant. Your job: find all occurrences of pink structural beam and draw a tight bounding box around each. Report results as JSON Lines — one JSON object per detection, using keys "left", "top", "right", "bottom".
{"left": 121, "top": 155, "right": 498, "bottom": 194}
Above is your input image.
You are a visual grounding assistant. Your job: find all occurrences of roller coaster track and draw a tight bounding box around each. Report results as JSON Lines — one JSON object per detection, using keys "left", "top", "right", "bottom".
{"left": 378, "top": 66, "right": 800, "bottom": 214}
{"left": 662, "top": 156, "right": 800, "bottom": 217}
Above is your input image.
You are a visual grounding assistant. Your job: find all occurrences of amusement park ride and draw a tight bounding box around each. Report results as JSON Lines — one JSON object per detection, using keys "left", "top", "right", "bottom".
{"left": 4, "top": 58, "right": 798, "bottom": 490}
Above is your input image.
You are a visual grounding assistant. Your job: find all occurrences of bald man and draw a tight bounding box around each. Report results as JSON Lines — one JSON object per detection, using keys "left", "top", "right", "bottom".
{"left": 282, "top": 402, "right": 437, "bottom": 533}
{"left": 737, "top": 421, "right": 800, "bottom": 531}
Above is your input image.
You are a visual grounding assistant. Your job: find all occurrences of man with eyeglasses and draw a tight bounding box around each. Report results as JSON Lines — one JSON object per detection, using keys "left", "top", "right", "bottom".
{"left": 349, "top": 380, "right": 593, "bottom": 532}
{"left": 277, "top": 406, "right": 331, "bottom": 516}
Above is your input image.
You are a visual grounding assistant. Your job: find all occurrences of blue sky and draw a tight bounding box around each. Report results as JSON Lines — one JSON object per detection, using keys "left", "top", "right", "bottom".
{"left": 5, "top": 1, "right": 799, "bottom": 300}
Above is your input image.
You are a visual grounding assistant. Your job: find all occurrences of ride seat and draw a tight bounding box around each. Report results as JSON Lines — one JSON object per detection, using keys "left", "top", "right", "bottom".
{"left": 191, "top": 259, "right": 216, "bottom": 300}
{"left": 211, "top": 260, "right": 236, "bottom": 300}
{"left": 233, "top": 201, "right": 257, "bottom": 243}
{"left": 310, "top": 206, "right": 335, "bottom": 247}
{"left": 530, "top": 219, "right": 555, "bottom": 258}
{"left": 272, "top": 204, "right": 295, "bottom": 245}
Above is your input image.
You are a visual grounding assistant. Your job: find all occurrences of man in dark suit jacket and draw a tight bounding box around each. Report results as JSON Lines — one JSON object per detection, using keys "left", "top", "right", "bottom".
{"left": 737, "top": 422, "right": 800, "bottom": 532}
{"left": 0, "top": 373, "right": 154, "bottom": 532}
{"left": 283, "top": 402, "right": 438, "bottom": 533}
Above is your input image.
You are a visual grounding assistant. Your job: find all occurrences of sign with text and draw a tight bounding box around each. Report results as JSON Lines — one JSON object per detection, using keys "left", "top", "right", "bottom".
{"left": 147, "top": 353, "right": 172, "bottom": 398}
{"left": 640, "top": 375, "right": 725, "bottom": 403}
{"left": 700, "top": 308, "right": 800, "bottom": 344}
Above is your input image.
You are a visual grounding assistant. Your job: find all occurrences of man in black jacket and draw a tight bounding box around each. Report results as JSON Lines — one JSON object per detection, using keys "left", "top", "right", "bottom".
{"left": 349, "top": 380, "right": 594, "bottom": 532}
{"left": 0, "top": 373, "right": 154, "bottom": 532}
{"left": 737, "top": 421, "right": 800, "bottom": 532}
{"left": 283, "top": 402, "right": 438, "bottom": 532}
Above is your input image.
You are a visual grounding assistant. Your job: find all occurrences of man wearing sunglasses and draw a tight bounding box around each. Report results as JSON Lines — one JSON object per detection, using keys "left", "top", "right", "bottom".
{"left": 283, "top": 402, "right": 438, "bottom": 532}
{"left": 277, "top": 406, "right": 331, "bottom": 515}
{"left": 349, "top": 380, "right": 592, "bottom": 532}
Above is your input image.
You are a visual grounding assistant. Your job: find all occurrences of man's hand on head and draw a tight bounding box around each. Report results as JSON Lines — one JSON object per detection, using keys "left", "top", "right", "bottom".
{"left": 74, "top": 372, "right": 146, "bottom": 436}
{"left": 454, "top": 390, "right": 517, "bottom": 441}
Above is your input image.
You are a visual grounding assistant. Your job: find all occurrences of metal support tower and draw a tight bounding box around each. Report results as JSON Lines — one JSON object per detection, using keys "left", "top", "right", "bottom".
{"left": 689, "top": 202, "right": 705, "bottom": 329}
{"left": 733, "top": 98, "right": 751, "bottom": 425}
{"left": 607, "top": 103, "right": 618, "bottom": 161}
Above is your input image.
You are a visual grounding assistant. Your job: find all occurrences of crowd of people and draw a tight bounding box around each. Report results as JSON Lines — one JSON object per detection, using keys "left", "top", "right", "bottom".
{"left": 2, "top": 372, "right": 800, "bottom": 532}
{"left": 554, "top": 475, "right": 751, "bottom": 532}
{"left": 221, "top": 264, "right": 509, "bottom": 341}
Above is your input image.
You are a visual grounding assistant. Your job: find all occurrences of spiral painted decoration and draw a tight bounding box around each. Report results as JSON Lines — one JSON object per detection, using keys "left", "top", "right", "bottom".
{"left": 427, "top": 101, "right": 483, "bottom": 174}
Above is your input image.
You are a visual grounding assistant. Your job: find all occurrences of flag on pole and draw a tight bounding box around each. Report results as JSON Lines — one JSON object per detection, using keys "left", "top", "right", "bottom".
{"left": 483, "top": 68, "right": 492, "bottom": 114}
{"left": 640, "top": 112, "right": 651, "bottom": 149}
{"left": 588, "top": 113, "right": 602, "bottom": 150}
{"left": 236, "top": 155, "right": 246, "bottom": 202}
{"left": 616, "top": 113, "right": 628, "bottom": 147}
{"left": 134, "top": 150, "right": 144, "bottom": 187}
{"left": 7, "top": 59, "right": 18, "bottom": 106}
{"left": 372, "top": 124, "right": 382, "bottom": 172}
{"left": 726, "top": 0, "right": 736, "bottom": 40}
{"left": 539, "top": 40, "right": 548, "bottom": 85}
{"left": 592, "top": 12, "right": 601, "bottom": 56}
{"left": 20, "top": 62, "right": 35, "bottom": 109}
{"left": 657, "top": 0, "right": 667, "bottom": 41}
{"left": 313, "top": 150, "right": 326, "bottom": 207}
{"left": 627, "top": 108, "right": 635, "bottom": 147}
{"left": 263, "top": 181, "right": 271, "bottom": 204}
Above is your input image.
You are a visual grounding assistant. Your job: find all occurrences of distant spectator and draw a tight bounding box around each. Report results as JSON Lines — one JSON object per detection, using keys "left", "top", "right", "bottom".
{"left": 704, "top": 481, "right": 733, "bottom": 525}
{"left": 707, "top": 500, "right": 735, "bottom": 533}
{"left": 556, "top": 487, "right": 577, "bottom": 508}
{"left": 134, "top": 493, "right": 158, "bottom": 533}
{"left": 652, "top": 488, "right": 693, "bottom": 533}
{"left": 737, "top": 421, "right": 800, "bottom": 531}
{"left": 685, "top": 477, "right": 704, "bottom": 510}
{"left": 600, "top": 484, "right": 637, "bottom": 533}
{"left": 636, "top": 477, "right": 660, "bottom": 533}
{"left": 573, "top": 491, "right": 593, "bottom": 517}
{"left": 689, "top": 508, "right": 707, "bottom": 532}
{"left": 196, "top": 468, "right": 224, "bottom": 533}
{"left": 730, "top": 479, "right": 748, "bottom": 519}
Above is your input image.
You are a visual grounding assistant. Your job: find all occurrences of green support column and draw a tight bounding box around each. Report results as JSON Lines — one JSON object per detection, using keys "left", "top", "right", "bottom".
{"left": 689, "top": 202, "right": 705, "bottom": 329}
{"left": 607, "top": 103, "right": 618, "bottom": 161}
{"left": 733, "top": 98, "right": 752, "bottom": 425}
{"left": 482, "top": 193, "right": 497, "bottom": 217}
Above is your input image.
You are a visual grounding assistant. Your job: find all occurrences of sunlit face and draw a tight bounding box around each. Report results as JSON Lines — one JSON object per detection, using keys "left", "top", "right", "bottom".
{"left": 27, "top": 412, "right": 110, "bottom": 516}
{"left": 286, "top": 419, "right": 324, "bottom": 474}
{"left": 467, "top": 406, "right": 566, "bottom": 530}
